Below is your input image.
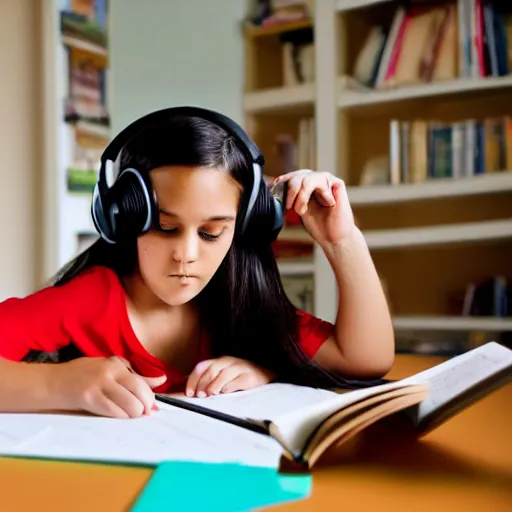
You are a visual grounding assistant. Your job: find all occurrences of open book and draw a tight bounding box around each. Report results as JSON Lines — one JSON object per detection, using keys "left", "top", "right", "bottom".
{"left": 0, "top": 342, "right": 510, "bottom": 471}
{"left": 155, "top": 341, "right": 512, "bottom": 469}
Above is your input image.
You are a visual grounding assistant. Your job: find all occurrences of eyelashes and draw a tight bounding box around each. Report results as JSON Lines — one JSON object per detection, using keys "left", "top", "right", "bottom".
{"left": 157, "top": 226, "right": 225, "bottom": 242}
{"left": 199, "top": 231, "right": 222, "bottom": 242}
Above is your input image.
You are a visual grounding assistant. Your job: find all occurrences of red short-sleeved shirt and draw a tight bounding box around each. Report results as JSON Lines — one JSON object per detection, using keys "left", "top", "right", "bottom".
{"left": 0, "top": 266, "right": 333, "bottom": 392}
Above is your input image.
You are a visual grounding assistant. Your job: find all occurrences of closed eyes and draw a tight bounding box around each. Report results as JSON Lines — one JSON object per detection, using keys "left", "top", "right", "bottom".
{"left": 156, "top": 225, "right": 225, "bottom": 242}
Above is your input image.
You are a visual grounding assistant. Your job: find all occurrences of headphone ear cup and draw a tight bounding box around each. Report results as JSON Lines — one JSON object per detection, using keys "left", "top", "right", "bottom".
{"left": 109, "top": 169, "right": 154, "bottom": 240}
{"left": 92, "top": 183, "right": 116, "bottom": 243}
{"left": 240, "top": 180, "right": 284, "bottom": 245}
{"left": 269, "top": 195, "right": 284, "bottom": 242}
{"left": 268, "top": 179, "right": 287, "bottom": 243}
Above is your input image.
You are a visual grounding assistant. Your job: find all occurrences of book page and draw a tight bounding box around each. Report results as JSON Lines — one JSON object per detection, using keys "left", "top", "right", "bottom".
{"left": 173, "top": 381, "right": 418, "bottom": 455}
{"left": 174, "top": 383, "right": 341, "bottom": 420}
{"left": 0, "top": 404, "right": 283, "bottom": 469}
{"left": 401, "top": 342, "right": 512, "bottom": 425}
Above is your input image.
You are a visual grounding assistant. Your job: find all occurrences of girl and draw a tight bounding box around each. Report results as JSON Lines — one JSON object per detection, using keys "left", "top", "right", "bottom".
{"left": 0, "top": 107, "right": 394, "bottom": 420}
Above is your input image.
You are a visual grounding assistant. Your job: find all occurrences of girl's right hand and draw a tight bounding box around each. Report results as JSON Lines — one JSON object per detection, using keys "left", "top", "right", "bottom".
{"left": 49, "top": 356, "right": 167, "bottom": 419}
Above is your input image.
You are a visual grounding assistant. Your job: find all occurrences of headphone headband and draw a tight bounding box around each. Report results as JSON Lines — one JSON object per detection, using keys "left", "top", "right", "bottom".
{"left": 100, "top": 106, "right": 264, "bottom": 168}
{"left": 92, "top": 105, "right": 282, "bottom": 245}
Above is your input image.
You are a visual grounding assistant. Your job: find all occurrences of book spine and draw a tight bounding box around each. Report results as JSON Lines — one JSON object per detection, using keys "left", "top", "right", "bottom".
{"left": 451, "top": 122, "right": 464, "bottom": 178}
{"left": 390, "top": 120, "right": 401, "bottom": 184}
{"left": 401, "top": 121, "right": 410, "bottom": 183}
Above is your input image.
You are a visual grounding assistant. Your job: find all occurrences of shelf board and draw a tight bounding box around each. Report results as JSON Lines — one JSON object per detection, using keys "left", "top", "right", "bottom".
{"left": 338, "top": 75, "right": 512, "bottom": 110}
{"left": 277, "top": 226, "right": 312, "bottom": 242}
{"left": 348, "top": 172, "right": 512, "bottom": 206}
{"left": 72, "top": 120, "right": 110, "bottom": 138}
{"left": 364, "top": 218, "right": 512, "bottom": 250}
{"left": 61, "top": 34, "right": 108, "bottom": 59}
{"left": 277, "top": 259, "right": 314, "bottom": 276}
{"left": 393, "top": 315, "right": 512, "bottom": 332}
{"left": 244, "top": 84, "right": 315, "bottom": 114}
{"left": 244, "top": 18, "right": 313, "bottom": 38}
{"left": 336, "top": 0, "right": 393, "bottom": 12}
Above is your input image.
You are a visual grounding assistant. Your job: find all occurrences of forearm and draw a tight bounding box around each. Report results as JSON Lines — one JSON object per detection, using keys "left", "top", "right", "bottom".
{"left": 323, "top": 227, "right": 395, "bottom": 376}
{"left": 0, "top": 357, "right": 61, "bottom": 412}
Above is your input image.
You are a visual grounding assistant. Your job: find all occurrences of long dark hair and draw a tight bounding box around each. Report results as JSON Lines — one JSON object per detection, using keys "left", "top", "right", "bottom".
{"left": 50, "top": 114, "right": 385, "bottom": 389}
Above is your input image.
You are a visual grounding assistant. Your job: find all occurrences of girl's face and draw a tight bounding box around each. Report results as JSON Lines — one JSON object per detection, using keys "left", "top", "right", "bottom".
{"left": 136, "top": 166, "right": 240, "bottom": 306}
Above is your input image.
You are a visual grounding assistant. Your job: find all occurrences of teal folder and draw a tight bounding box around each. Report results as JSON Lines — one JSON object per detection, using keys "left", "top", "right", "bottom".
{"left": 131, "top": 461, "right": 312, "bottom": 511}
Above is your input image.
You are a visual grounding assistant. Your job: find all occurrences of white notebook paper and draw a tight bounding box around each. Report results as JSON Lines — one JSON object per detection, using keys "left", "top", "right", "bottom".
{"left": 0, "top": 400, "right": 283, "bottom": 468}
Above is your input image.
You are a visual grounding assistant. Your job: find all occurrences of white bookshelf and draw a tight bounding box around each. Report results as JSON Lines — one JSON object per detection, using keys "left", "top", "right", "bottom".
{"left": 41, "top": 0, "right": 109, "bottom": 279}
{"left": 348, "top": 172, "right": 512, "bottom": 205}
{"left": 243, "top": 0, "right": 512, "bottom": 343}
{"left": 336, "top": 0, "right": 393, "bottom": 12}
{"left": 338, "top": 75, "right": 512, "bottom": 109}
{"left": 279, "top": 218, "right": 512, "bottom": 249}
{"left": 277, "top": 260, "right": 315, "bottom": 276}
{"left": 244, "top": 84, "right": 315, "bottom": 114}
{"left": 315, "top": 0, "right": 512, "bottom": 338}
{"left": 365, "top": 219, "right": 512, "bottom": 250}
{"left": 393, "top": 316, "right": 512, "bottom": 332}
{"left": 61, "top": 34, "right": 107, "bottom": 57}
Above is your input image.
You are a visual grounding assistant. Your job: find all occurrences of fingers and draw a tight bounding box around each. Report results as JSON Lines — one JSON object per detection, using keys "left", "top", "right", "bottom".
{"left": 317, "top": 173, "right": 336, "bottom": 206}
{"left": 119, "top": 373, "right": 158, "bottom": 415}
{"left": 193, "top": 360, "right": 228, "bottom": 398}
{"left": 220, "top": 373, "right": 256, "bottom": 395}
{"left": 103, "top": 383, "right": 146, "bottom": 418}
{"left": 110, "top": 356, "right": 167, "bottom": 390}
{"left": 204, "top": 366, "right": 241, "bottom": 396}
{"left": 285, "top": 174, "right": 308, "bottom": 211}
{"left": 186, "top": 358, "right": 239, "bottom": 398}
{"left": 186, "top": 359, "right": 215, "bottom": 397}
{"left": 94, "top": 395, "right": 131, "bottom": 419}
{"left": 109, "top": 355, "right": 165, "bottom": 414}
{"left": 275, "top": 171, "right": 338, "bottom": 215}
{"left": 81, "top": 386, "right": 131, "bottom": 419}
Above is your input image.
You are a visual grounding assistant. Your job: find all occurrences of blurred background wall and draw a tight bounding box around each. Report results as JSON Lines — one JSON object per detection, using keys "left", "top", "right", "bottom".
{"left": 110, "top": 0, "right": 247, "bottom": 133}
{"left": 0, "top": 0, "right": 42, "bottom": 299}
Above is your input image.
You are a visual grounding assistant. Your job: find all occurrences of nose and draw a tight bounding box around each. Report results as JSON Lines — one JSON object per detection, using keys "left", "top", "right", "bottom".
{"left": 172, "top": 230, "right": 198, "bottom": 265}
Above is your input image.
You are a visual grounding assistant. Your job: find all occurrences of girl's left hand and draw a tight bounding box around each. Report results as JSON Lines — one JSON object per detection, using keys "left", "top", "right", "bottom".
{"left": 272, "top": 170, "right": 356, "bottom": 248}
{"left": 185, "top": 356, "right": 275, "bottom": 398}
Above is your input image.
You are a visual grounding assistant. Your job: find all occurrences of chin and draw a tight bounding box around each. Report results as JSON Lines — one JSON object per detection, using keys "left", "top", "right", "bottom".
{"left": 158, "top": 281, "right": 203, "bottom": 306}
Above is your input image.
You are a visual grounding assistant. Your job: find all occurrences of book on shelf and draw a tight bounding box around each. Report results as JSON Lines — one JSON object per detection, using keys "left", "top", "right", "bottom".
{"left": 60, "top": 0, "right": 108, "bottom": 48}
{"left": 350, "top": 0, "right": 512, "bottom": 90}
{"left": 389, "top": 115, "right": 512, "bottom": 184}
{"left": 462, "top": 275, "right": 511, "bottom": 317}
{"left": 1, "top": 343, "right": 510, "bottom": 471}
{"left": 247, "top": 0, "right": 313, "bottom": 28}
{"left": 64, "top": 45, "right": 109, "bottom": 127}
{"left": 280, "top": 23, "right": 315, "bottom": 86}
{"left": 273, "top": 117, "right": 315, "bottom": 174}
{"left": 66, "top": 121, "right": 109, "bottom": 193}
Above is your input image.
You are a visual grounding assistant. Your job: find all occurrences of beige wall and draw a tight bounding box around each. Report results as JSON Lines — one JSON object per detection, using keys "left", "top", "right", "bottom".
{"left": 0, "top": 0, "right": 41, "bottom": 301}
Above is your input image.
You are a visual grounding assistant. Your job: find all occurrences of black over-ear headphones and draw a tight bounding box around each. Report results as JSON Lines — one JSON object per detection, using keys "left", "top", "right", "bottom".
{"left": 91, "top": 106, "right": 284, "bottom": 245}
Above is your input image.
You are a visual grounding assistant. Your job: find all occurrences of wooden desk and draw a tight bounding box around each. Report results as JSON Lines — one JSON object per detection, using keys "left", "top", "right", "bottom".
{"left": 0, "top": 354, "right": 511, "bottom": 512}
